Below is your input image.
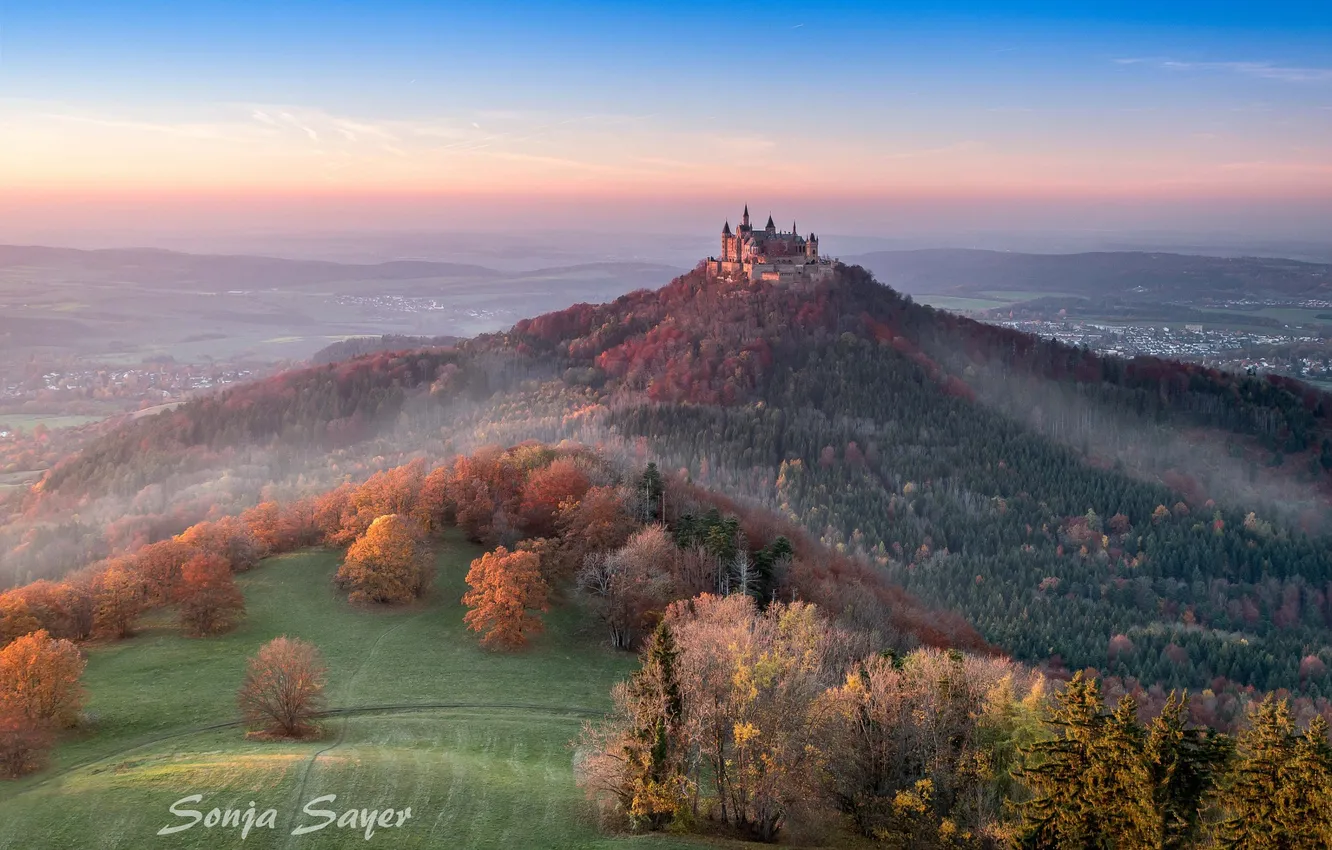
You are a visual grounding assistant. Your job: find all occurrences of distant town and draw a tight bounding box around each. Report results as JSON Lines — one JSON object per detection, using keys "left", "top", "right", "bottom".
{"left": 990, "top": 319, "right": 1326, "bottom": 376}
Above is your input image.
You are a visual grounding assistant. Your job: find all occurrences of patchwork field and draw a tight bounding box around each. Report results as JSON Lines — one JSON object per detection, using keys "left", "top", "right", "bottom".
{"left": 0, "top": 534, "right": 700, "bottom": 850}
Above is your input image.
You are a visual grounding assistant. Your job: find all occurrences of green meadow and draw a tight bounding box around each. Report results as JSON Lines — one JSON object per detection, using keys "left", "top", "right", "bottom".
{"left": 0, "top": 533, "right": 703, "bottom": 850}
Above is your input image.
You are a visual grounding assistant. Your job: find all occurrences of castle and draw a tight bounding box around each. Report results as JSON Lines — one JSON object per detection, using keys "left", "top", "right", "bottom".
{"left": 707, "top": 206, "right": 835, "bottom": 283}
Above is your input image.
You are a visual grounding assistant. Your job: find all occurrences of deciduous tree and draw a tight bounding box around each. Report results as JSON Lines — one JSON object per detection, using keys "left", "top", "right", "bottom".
{"left": 0, "top": 709, "right": 52, "bottom": 779}
{"left": 335, "top": 514, "right": 433, "bottom": 605}
{"left": 0, "top": 630, "right": 85, "bottom": 729}
{"left": 236, "top": 636, "right": 326, "bottom": 738}
{"left": 175, "top": 552, "right": 245, "bottom": 636}
{"left": 462, "top": 546, "right": 549, "bottom": 650}
{"left": 520, "top": 457, "right": 591, "bottom": 537}
{"left": 91, "top": 562, "right": 146, "bottom": 640}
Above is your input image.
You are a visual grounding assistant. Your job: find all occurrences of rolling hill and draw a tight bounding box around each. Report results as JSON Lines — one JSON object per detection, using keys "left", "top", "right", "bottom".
{"left": 0, "top": 534, "right": 694, "bottom": 850}
{"left": 14, "top": 261, "right": 1332, "bottom": 711}
{"left": 843, "top": 248, "right": 1332, "bottom": 301}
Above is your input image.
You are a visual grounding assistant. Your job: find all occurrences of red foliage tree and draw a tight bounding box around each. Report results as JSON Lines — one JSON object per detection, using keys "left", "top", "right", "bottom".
{"left": 0, "top": 709, "right": 52, "bottom": 778}
{"left": 519, "top": 458, "right": 591, "bottom": 537}
{"left": 175, "top": 553, "right": 245, "bottom": 636}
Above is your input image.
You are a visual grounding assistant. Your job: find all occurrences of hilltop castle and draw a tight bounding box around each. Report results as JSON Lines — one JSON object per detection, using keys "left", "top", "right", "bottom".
{"left": 707, "top": 206, "right": 834, "bottom": 283}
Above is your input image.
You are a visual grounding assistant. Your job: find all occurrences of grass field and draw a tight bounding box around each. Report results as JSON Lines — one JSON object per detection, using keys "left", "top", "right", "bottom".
{"left": 0, "top": 533, "right": 702, "bottom": 850}
{"left": 0, "top": 413, "right": 107, "bottom": 432}
{"left": 913, "top": 295, "right": 1009, "bottom": 312}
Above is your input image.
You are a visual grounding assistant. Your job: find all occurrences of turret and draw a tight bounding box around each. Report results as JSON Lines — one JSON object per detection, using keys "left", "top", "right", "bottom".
{"left": 765, "top": 214, "right": 776, "bottom": 234}
{"left": 741, "top": 205, "right": 751, "bottom": 230}
{"left": 721, "top": 220, "right": 733, "bottom": 261}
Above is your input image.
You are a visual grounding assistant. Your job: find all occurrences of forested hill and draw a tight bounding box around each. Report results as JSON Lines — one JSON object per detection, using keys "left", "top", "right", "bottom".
{"left": 476, "top": 262, "right": 1332, "bottom": 714}
{"left": 24, "top": 262, "right": 1332, "bottom": 715}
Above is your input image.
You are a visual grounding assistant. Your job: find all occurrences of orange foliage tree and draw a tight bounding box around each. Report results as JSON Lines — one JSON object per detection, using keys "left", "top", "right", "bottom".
{"left": 236, "top": 636, "right": 326, "bottom": 738}
{"left": 177, "top": 517, "right": 263, "bottom": 572}
{"left": 0, "top": 594, "right": 40, "bottom": 647}
{"left": 0, "top": 630, "right": 86, "bottom": 728}
{"left": 131, "top": 538, "right": 195, "bottom": 605}
{"left": 335, "top": 514, "right": 433, "bottom": 605}
{"left": 175, "top": 553, "right": 245, "bottom": 636}
{"left": 323, "top": 461, "right": 427, "bottom": 546}
{"left": 242, "top": 498, "right": 320, "bottom": 553}
{"left": 552, "top": 485, "right": 638, "bottom": 581}
{"left": 446, "top": 447, "right": 526, "bottom": 544}
{"left": 462, "top": 546, "right": 550, "bottom": 650}
{"left": 5, "top": 578, "right": 96, "bottom": 643}
{"left": 415, "top": 465, "right": 453, "bottom": 532}
{"left": 91, "top": 562, "right": 146, "bottom": 640}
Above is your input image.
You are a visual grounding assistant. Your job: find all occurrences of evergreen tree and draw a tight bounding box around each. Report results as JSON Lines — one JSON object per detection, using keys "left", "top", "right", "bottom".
{"left": 1088, "top": 695, "right": 1154, "bottom": 848}
{"left": 1211, "top": 695, "right": 1331, "bottom": 849}
{"left": 1143, "top": 692, "right": 1229, "bottom": 850}
{"left": 1015, "top": 672, "right": 1114, "bottom": 848}
{"left": 638, "top": 463, "right": 665, "bottom": 522}
{"left": 621, "top": 622, "right": 688, "bottom": 830}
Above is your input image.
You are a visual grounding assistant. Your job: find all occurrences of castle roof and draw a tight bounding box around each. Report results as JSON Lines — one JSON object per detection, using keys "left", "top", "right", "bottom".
{"left": 765, "top": 214, "right": 775, "bottom": 229}
{"left": 722, "top": 220, "right": 732, "bottom": 235}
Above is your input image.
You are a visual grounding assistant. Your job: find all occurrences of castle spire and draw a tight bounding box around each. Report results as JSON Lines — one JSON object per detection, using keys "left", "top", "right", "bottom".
{"left": 765, "top": 214, "right": 775, "bottom": 231}
{"left": 722, "top": 220, "right": 731, "bottom": 235}
{"left": 742, "top": 205, "right": 750, "bottom": 228}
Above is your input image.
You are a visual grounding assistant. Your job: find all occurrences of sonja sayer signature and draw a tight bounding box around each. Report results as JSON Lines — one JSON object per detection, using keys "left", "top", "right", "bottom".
{"left": 157, "top": 794, "right": 414, "bottom": 841}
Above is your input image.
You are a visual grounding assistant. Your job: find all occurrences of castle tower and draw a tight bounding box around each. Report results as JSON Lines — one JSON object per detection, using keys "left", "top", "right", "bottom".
{"left": 765, "top": 214, "right": 776, "bottom": 234}
{"left": 721, "top": 220, "right": 733, "bottom": 261}
{"left": 741, "top": 205, "right": 751, "bottom": 230}
{"left": 807, "top": 232, "right": 819, "bottom": 259}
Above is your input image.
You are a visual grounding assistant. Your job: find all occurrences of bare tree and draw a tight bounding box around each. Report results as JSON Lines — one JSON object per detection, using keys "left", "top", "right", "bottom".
{"left": 237, "top": 636, "right": 327, "bottom": 738}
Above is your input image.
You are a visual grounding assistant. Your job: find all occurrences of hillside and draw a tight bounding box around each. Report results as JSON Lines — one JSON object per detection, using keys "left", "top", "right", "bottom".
{"left": 14, "top": 262, "right": 1332, "bottom": 711}
{"left": 844, "top": 248, "right": 1332, "bottom": 300}
{"left": 0, "top": 536, "right": 693, "bottom": 850}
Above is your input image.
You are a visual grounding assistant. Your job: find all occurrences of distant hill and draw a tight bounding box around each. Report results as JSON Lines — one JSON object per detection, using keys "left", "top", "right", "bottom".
{"left": 843, "top": 248, "right": 1332, "bottom": 300}
{"left": 0, "top": 244, "right": 503, "bottom": 290}
{"left": 309, "top": 334, "right": 463, "bottom": 364}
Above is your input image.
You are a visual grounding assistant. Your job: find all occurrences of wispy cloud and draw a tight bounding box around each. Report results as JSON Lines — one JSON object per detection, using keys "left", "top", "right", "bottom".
{"left": 1116, "top": 57, "right": 1332, "bottom": 82}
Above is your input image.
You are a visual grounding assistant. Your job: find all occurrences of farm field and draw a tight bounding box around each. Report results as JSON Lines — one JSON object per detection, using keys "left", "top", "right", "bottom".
{"left": 0, "top": 533, "right": 699, "bottom": 850}
{"left": 912, "top": 295, "right": 1010, "bottom": 311}
{"left": 0, "top": 413, "right": 108, "bottom": 432}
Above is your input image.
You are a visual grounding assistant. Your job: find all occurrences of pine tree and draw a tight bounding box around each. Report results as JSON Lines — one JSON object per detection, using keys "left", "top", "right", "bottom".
{"left": 1211, "top": 695, "right": 1329, "bottom": 849}
{"left": 639, "top": 463, "right": 665, "bottom": 522}
{"left": 1015, "top": 672, "right": 1113, "bottom": 848}
{"left": 1087, "top": 695, "right": 1154, "bottom": 847}
{"left": 621, "top": 622, "right": 688, "bottom": 830}
{"left": 1143, "top": 692, "right": 1229, "bottom": 850}
{"left": 1280, "top": 714, "right": 1332, "bottom": 849}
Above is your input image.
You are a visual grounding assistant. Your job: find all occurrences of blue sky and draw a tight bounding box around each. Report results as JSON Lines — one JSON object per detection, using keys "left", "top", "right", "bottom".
{"left": 1, "top": 1, "right": 1330, "bottom": 238}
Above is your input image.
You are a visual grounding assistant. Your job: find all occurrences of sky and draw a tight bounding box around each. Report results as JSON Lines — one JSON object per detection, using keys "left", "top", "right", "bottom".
{"left": 1, "top": 1, "right": 1331, "bottom": 243}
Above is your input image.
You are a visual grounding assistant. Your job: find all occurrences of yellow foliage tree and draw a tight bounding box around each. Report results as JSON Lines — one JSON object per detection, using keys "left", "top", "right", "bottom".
{"left": 335, "top": 514, "right": 433, "bottom": 605}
